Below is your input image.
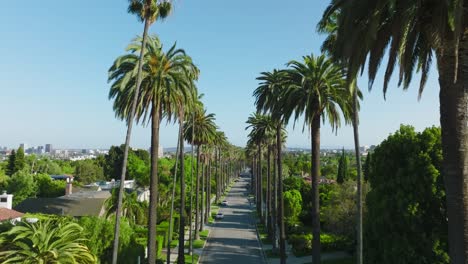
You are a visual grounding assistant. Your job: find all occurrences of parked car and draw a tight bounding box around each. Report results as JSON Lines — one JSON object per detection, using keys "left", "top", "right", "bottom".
{"left": 215, "top": 213, "right": 224, "bottom": 220}
{"left": 221, "top": 200, "right": 228, "bottom": 206}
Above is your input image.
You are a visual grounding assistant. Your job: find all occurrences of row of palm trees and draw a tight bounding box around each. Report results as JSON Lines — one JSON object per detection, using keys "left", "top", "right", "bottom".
{"left": 246, "top": 54, "right": 362, "bottom": 264}
{"left": 248, "top": 0, "right": 468, "bottom": 263}
{"left": 108, "top": 3, "right": 245, "bottom": 263}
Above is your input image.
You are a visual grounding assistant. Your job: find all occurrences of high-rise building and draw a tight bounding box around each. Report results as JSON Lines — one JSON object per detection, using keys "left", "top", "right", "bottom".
{"left": 45, "top": 144, "right": 53, "bottom": 153}
{"left": 19, "top": 143, "right": 26, "bottom": 150}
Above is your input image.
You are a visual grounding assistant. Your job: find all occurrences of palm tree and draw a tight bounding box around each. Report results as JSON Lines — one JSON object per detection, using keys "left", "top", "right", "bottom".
{"left": 285, "top": 54, "right": 356, "bottom": 264}
{"left": 254, "top": 69, "right": 289, "bottom": 261}
{"left": 112, "top": 1, "right": 172, "bottom": 263}
{"left": 317, "top": 13, "right": 364, "bottom": 262}
{"left": 0, "top": 220, "right": 96, "bottom": 263}
{"left": 184, "top": 109, "right": 218, "bottom": 240}
{"left": 320, "top": 1, "right": 468, "bottom": 262}
{"left": 214, "top": 131, "right": 228, "bottom": 203}
{"left": 167, "top": 84, "right": 197, "bottom": 264}
{"left": 109, "top": 35, "right": 198, "bottom": 263}
{"left": 246, "top": 114, "right": 276, "bottom": 228}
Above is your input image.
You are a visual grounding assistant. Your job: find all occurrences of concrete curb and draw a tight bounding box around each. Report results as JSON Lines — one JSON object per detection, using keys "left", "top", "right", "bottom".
{"left": 250, "top": 202, "right": 269, "bottom": 264}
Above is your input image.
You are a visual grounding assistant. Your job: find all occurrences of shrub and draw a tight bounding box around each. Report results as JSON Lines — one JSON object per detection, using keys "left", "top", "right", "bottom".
{"left": 289, "top": 233, "right": 350, "bottom": 256}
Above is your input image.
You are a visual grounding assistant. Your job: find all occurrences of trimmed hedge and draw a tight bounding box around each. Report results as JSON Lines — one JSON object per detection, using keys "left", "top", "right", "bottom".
{"left": 289, "top": 233, "right": 351, "bottom": 256}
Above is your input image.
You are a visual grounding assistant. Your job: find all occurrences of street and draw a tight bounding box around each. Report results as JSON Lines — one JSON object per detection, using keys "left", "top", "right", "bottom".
{"left": 200, "top": 174, "right": 265, "bottom": 264}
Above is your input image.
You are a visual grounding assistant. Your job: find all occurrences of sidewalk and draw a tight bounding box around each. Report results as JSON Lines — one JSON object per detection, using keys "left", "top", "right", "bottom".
{"left": 163, "top": 196, "right": 217, "bottom": 263}
{"left": 162, "top": 223, "right": 212, "bottom": 263}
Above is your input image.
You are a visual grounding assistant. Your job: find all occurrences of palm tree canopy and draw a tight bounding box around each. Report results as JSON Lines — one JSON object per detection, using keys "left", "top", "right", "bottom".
{"left": 128, "top": 0, "right": 172, "bottom": 24}
{"left": 254, "top": 69, "right": 290, "bottom": 122}
{"left": 284, "top": 54, "right": 360, "bottom": 131}
{"left": 0, "top": 220, "right": 96, "bottom": 264}
{"left": 319, "top": 0, "right": 463, "bottom": 97}
{"left": 246, "top": 113, "right": 276, "bottom": 145}
{"left": 184, "top": 109, "right": 218, "bottom": 146}
{"left": 108, "top": 35, "right": 199, "bottom": 125}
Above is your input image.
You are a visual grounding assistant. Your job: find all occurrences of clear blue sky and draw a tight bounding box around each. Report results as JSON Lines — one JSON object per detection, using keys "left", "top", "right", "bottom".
{"left": 0, "top": 0, "right": 440, "bottom": 150}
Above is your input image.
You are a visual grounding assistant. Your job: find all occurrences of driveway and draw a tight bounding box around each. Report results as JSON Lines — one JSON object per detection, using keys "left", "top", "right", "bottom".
{"left": 200, "top": 174, "right": 265, "bottom": 264}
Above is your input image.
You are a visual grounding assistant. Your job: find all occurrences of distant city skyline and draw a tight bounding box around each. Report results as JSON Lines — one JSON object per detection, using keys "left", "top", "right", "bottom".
{"left": 0, "top": 1, "right": 440, "bottom": 150}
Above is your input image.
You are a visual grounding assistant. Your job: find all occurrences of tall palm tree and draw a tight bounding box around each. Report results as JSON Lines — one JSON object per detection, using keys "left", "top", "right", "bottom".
{"left": 167, "top": 82, "right": 197, "bottom": 264}
{"left": 285, "top": 54, "right": 356, "bottom": 264}
{"left": 214, "top": 131, "right": 228, "bottom": 203}
{"left": 112, "top": 2, "right": 171, "bottom": 263}
{"left": 317, "top": 13, "right": 365, "bottom": 263}
{"left": 246, "top": 114, "right": 276, "bottom": 227}
{"left": 254, "top": 69, "right": 289, "bottom": 261}
{"left": 321, "top": 1, "right": 468, "bottom": 262}
{"left": 0, "top": 220, "right": 96, "bottom": 263}
{"left": 184, "top": 110, "right": 217, "bottom": 239}
{"left": 109, "top": 35, "right": 198, "bottom": 263}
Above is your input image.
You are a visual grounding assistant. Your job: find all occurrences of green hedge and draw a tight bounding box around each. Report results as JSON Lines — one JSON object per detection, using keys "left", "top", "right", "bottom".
{"left": 289, "top": 233, "right": 351, "bottom": 256}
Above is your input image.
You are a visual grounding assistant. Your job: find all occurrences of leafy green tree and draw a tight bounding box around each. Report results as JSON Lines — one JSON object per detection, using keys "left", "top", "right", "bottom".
{"left": 13, "top": 147, "right": 25, "bottom": 173}
{"left": 365, "top": 126, "right": 448, "bottom": 263}
{"left": 7, "top": 170, "right": 37, "bottom": 206}
{"left": 336, "top": 148, "right": 348, "bottom": 184}
{"left": 362, "top": 153, "right": 371, "bottom": 182}
{"left": 35, "top": 174, "right": 65, "bottom": 197}
{"left": 6, "top": 150, "right": 15, "bottom": 176}
{"left": 128, "top": 152, "right": 150, "bottom": 188}
{"left": 284, "top": 190, "right": 302, "bottom": 226}
{"left": 74, "top": 159, "right": 104, "bottom": 184}
{"left": 0, "top": 220, "right": 96, "bottom": 263}
{"left": 321, "top": 181, "right": 361, "bottom": 239}
{"left": 104, "top": 145, "right": 126, "bottom": 180}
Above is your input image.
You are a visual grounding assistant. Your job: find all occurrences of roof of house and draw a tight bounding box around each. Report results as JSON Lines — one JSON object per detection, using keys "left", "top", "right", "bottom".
{"left": 0, "top": 208, "right": 24, "bottom": 221}
{"left": 14, "top": 194, "right": 109, "bottom": 217}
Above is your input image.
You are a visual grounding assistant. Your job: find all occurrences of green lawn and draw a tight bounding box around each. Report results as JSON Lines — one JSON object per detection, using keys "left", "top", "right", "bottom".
{"left": 177, "top": 253, "right": 199, "bottom": 264}
{"left": 185, "top": 239, "right": 205, "bottom": 249}
{"left": 256, "top": 223, "right": 271, "bottom": 244}
{"left": 170, "top": 240, "right": 178, "bottom": 248}
{"left": 199, "top": 229, "right": 209, "bottom": 239}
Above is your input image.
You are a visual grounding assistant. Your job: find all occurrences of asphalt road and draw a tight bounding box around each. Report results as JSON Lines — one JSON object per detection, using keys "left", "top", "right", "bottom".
{"left": 200, "top": 174, "right": 265, "bottom": 264}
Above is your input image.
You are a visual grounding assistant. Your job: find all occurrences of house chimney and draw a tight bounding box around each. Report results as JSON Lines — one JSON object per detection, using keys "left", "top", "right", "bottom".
{"left": 65, "top": 178, "right": 72, "bottom": 195}
{"left": 0, "top": 191, "right": 13, "bottom": 210}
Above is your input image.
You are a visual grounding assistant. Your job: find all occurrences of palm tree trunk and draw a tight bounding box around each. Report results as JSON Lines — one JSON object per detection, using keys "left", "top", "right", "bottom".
{"left": 111, "top": 14, "right": 150, "bottom": 264}
{"left": 195, "top": 146, "right": 201, "bottom": 240}
{"left": 257, "top": 143, "right": 263, "bottom": 221}
{"left": 277, "top": 123, "right": 286, "bottom": 264}
{"left": 272, "top": 146, "right": 278, "bottom": 251}
{"left": 200, "top": 156, "right": 205, "bottom": 231}
{"left": 311, "top": 115, "right": 321, "bottom": 264}
{"left": 149, "top": 99, "right": 162, "bottom": 263}
{"left": 351, "top": 81, "right": 363, "bottom": 264}
{"left": 206, "top": 157, "right": 211, "bottom": 223}
{"left": 437, "top": 46, "right": 468, "bottom": 264}
{"left": 188, "top": 115, "right": 195, "bottom": 255}
{"left": 215, "top": 149, "right": 220, "bottom": 203}
{"left": 177, "top": 112, "right": 186, "bottom": 264}
{"left": 167, "top": 116, "right": 182, "bottom": 264}
{"left": 266, "top": 145, "right": 272, "bottom": 238}
{"left": 251, "top": 156, "right": 255, "bottom": 195}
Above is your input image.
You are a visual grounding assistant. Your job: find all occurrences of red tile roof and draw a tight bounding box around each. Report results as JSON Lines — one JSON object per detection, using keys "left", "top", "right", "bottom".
{"left": 0, "top": 207, "right": 24, "bottom": 221}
